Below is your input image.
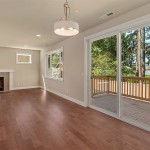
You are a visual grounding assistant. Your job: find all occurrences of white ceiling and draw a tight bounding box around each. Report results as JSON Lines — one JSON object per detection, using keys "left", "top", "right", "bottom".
{"left": 0, "top": 0, "right": 150, "bottom": 50}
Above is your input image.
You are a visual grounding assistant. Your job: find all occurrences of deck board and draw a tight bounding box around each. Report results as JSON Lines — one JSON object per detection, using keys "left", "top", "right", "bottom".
{"left": 92, "top": 94, "right": 150, "bottom": 127}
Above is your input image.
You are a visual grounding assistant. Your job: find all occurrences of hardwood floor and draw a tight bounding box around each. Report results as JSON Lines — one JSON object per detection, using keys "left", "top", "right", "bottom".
{"left": 0, "top": 88, "right": 150, "bottom": 150}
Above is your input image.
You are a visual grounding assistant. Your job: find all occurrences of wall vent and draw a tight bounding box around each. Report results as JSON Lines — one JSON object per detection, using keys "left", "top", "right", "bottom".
{"left": 107, "top": 12, "right": 114, "bottom": 16}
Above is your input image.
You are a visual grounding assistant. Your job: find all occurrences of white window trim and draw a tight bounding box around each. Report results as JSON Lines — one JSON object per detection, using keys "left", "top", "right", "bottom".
{"left": 16, "top": 53, "right": 32, "bottom": 64}
{"left": 45, "top": 47, "right": 63, "bottom": 81}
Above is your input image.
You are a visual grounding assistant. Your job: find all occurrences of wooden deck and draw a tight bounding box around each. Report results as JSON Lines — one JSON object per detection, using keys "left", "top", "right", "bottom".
{"left": 92, "top": 94, "right": 150, "bottom": 127}
{"left": 92, "top": 75, "right": 150, "bottom": 101}
{"left": 0, "top": 88, "right": 150, "bottom": 150}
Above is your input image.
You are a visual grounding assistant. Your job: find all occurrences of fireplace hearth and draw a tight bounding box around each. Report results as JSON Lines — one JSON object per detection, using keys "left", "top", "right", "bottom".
{"left": 0, "top": 77, "right": 4, "bottom": 91}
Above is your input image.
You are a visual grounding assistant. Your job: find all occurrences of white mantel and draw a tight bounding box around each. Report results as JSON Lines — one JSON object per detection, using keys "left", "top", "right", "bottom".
{"left": 0, "top": 69, "right": 14, "bottom": 90}
{"left": 0, "top": 69, "right": 14, "bottom": 73}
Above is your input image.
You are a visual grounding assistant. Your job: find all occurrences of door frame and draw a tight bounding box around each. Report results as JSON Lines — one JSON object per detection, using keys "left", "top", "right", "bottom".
{"left": 84, "top": 32, "right": 121, "bottom": 118}
{"left": 84, "top": 14, "right": 150, "bottom": 132}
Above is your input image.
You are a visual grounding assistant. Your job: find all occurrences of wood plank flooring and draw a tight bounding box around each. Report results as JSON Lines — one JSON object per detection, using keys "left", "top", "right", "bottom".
{"left": 0, "top": 88, "right": 150, "bottom": 150}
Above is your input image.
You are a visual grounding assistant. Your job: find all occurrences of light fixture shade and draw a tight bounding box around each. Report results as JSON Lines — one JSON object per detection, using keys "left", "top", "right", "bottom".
{"left": 54, "top": 20, "right": 79, "bottom": 36}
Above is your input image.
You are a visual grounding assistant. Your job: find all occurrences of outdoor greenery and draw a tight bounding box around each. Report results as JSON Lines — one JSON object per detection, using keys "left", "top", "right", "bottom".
{"left": 47, "top": 50, "right": 63, "bottom": 78}
{"left": 91, "top": 26, "right": 150, "bottom": 77}
{"left": 92, "top": 36, "right": 117, "bottom": 75}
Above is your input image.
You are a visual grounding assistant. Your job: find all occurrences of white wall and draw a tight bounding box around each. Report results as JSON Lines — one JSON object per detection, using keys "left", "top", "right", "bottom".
{"left": 40, "top": 3, "right": 150, "bottom": 102}
{"left": 0, "top": 47, "right": 40, "bottom": 89}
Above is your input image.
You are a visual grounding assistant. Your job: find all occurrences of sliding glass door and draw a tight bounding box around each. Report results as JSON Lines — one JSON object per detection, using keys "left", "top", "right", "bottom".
{"left": 90, "top": 35, "right": 118, "bottom": 115}
{"left": 121, "top": 26, "right": 150, "bottom": 129}
{"left": 88, "top": 24, "right": 150, "bottom": 131}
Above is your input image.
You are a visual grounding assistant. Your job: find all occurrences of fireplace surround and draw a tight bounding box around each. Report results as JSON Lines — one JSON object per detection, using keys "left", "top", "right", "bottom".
{"left": 0, "top": 69, "right": 14, "bottom": 91}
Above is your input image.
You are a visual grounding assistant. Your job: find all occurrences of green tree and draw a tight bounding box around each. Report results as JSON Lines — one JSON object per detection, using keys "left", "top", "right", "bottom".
{"left": 91, "top": 26, "right": 150, "bottom": 77}
{"left": 91, "top": 35, "right": 117, "bottom": 75}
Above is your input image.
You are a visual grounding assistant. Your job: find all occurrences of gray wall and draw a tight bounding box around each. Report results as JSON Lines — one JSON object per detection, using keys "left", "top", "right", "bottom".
{"left": 0, "top": 47, "right": 40, "bottom": 89}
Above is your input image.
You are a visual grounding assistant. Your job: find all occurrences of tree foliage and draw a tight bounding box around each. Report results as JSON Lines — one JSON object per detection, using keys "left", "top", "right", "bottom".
{"left": 91, "top": 26, "right": 150, "bottom": 77}
{"left": 91, "top": 35, "right": 117, "bottom": 75}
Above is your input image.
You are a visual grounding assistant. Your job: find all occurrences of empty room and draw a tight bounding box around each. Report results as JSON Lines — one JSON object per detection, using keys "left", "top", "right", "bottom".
{"left": 0, "top": 0, "right": 150, "bottom": 149}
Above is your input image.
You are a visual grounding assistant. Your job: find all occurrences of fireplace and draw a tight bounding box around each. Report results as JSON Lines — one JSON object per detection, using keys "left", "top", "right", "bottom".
{"left": 0, "top": 77, "right": 4, "bottom": 91}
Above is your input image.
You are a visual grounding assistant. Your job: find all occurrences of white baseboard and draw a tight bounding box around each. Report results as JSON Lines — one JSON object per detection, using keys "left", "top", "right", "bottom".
{"left": 39, "top": 86, "right": 44, "bottom": 89}
{"left": 121, "top": 117, "right": 150, "bottom": 132}
{"left": 13, "top": 86, "right": 40, "bottom": 90}
{"left": 41, "top": 87, "right": 87, "bottom": 107}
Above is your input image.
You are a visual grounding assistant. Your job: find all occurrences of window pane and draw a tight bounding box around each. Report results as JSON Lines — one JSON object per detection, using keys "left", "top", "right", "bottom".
{"left": 91, "top": 35, "right": 118, "bottom": 114}
{"left": 46, "top": 48, "right": 63, "bottom": 79}
{"left": 51, "top": 51, "right": 63, "bottom": 78}
{"left": 52, "top": 52, "right": 59, "bottom": 65}
{"left": 16, "top": 54, "right": 31, "bottom": 64}
{"left": 91, "top": 35, "right": 117, "bottom": 76}
{"left": 121, "top": 26, "right": 150, "bottom": 128}
{"left": 52, "top": 64, "right": 57, "bottom": 78}
{"left": 47, "top": 55, "right": 51, "bottom": 75}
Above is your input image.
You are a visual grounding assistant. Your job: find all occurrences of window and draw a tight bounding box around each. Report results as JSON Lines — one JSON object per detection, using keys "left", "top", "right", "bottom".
{"left": 45, "top": 47, "right": 63, "bottom": 80}
{"left": 16, "top": 53, "right": 32, "bottom": 64}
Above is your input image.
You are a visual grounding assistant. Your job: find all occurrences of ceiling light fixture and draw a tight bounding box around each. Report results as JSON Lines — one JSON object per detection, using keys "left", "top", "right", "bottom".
{"left": 54, "top": 0, "right": 79, "bottom": 36}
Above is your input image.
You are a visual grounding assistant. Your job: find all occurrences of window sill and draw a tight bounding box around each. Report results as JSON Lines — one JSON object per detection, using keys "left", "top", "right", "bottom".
{"left": 16, "top": 62, "right": 32, "bottom": 64}
{"left": 45, "top": 76, "right": 63, "bottom": 82}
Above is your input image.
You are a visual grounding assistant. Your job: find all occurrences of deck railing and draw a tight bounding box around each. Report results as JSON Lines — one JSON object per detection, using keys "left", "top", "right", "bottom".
{"left": 91, "top": 75, "right": 150, "bottom": 102}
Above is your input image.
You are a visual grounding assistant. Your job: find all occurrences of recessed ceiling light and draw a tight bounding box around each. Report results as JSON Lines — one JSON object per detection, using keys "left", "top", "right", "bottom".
{"left": 36, "top": 34, "right": 41, "bottom": 37}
